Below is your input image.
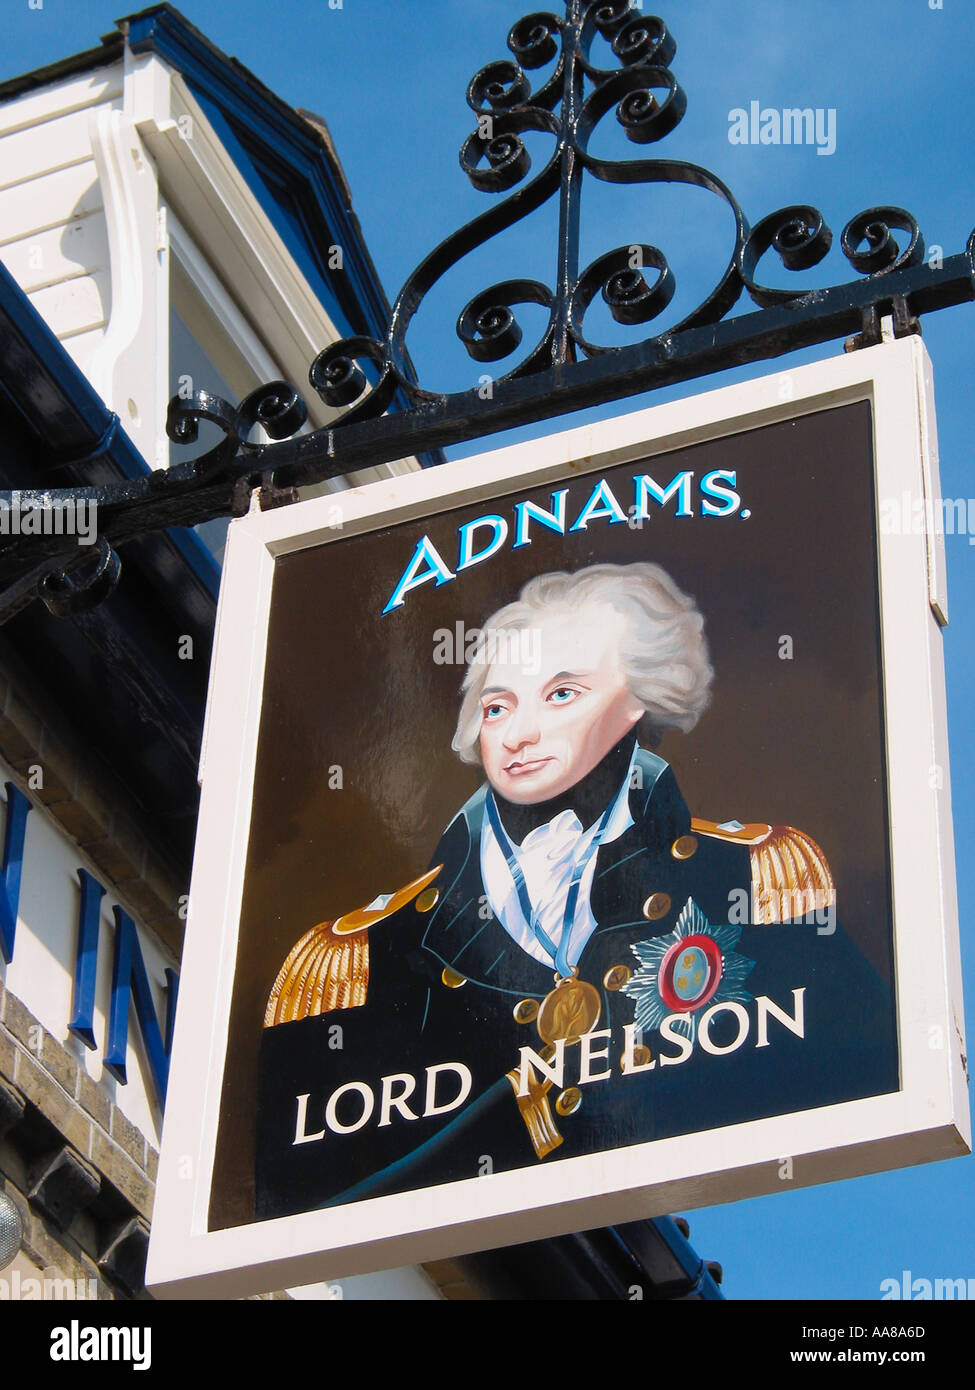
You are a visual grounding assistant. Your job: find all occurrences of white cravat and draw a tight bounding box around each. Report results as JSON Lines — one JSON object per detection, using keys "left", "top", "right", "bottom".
{"left": 480, "top": 746, "right": 637, "bottom": 970}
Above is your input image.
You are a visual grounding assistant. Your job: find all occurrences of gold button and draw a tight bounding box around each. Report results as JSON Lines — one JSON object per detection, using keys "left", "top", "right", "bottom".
{"left": 603, "top": 965, "right": 631, "bottom": 992}
{"left": 622, "top": 1044, "right": 653, "bottom": 1073}
{"left": 555, "top": 1087, "right": 582, "bottom": 1116}
{"left": 642, "top": 892, "right": 672, "bottom": 922}
{"left": 415, "top": 887, "right": 440, "bottom": 912}
{"left": 671, "top": 834, "right": 698, "bottom": 860}
{"left": 513, "top": 998, "right": 539, "bottom": 1025}
{"left": 441, "top": 966, "right": 467, "bottom": 989}
{"left": 539, "top": 1043, "right": 558, "bottom": 1064}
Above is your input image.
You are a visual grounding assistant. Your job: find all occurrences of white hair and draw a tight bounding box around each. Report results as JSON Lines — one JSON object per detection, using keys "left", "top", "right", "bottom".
{"left": 451, "top": 562, "right": 713, "bottom": 765}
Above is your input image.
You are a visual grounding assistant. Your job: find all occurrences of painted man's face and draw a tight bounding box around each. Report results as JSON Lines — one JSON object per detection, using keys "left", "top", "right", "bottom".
{"left": 477, "top": 606, "right": 645, "bottom": 804}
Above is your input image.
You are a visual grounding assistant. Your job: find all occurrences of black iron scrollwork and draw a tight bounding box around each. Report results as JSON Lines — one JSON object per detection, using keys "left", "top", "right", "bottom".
{"left": 284, "top": 0, "right": 947, "bottom": 419}
{"left": 841, "top": 208, "right": 924, "bottom": 275}
{"left": 3, "top": 0, "right": 974, "bottom": 621}
{"left": 741, "top": 207, "right": 834, "bottom": 307}
{"left": 37, "top": 538, "right": 121, "bottom": 619}
{"left": 569, "top": 244, "right": 674, "bottom": 355}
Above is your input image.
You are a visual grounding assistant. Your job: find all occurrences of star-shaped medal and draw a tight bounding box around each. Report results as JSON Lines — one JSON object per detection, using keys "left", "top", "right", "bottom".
{"left": 622, "top": 898, "right": 755, "bottom": 1043}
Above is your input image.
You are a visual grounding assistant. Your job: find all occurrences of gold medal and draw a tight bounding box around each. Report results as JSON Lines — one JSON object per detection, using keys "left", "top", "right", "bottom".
{"left": 536, "top": 973, "right": 601, "bottom": 1045}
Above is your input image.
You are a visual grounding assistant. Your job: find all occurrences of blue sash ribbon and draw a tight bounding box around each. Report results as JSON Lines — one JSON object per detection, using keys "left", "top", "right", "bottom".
{"left": 485, "top": 793, "right": 616, "bottom": 978}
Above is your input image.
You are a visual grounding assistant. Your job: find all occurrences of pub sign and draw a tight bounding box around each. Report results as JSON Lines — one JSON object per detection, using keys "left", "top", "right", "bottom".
{"left": 147, "top": 337, "right": 969, "bottom": 1298}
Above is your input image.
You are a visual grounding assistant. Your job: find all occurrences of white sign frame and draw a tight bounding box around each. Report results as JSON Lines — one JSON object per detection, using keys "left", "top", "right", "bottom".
{"left": 147, "top": 337, "right": 969, "bottom": 1299}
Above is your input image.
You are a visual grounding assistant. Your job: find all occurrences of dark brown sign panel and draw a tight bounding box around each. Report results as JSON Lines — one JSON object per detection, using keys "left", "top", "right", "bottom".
{"left": 208, "top": 399, "right": 898, "bottom": 1230}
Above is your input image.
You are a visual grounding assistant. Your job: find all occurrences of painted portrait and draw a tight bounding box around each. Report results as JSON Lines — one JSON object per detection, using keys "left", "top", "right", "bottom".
{"left": 205, "top": 400, "right": 900, "bottom": 1230}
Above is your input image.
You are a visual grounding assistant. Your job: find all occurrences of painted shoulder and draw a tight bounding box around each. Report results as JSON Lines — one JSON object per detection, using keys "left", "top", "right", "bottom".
{"left": 630, "top": 751, "right": 689, "bottom": 847}
{"left": 692, "top": 817, "right": 836, "bottom": 923}
{"left": 263, "top": 865, "right": 441, "bottom": 1027}
{"left": 633, "top": 746, "right": 669, "bottom": 791}
{"left": 444, "top": 781, "right": 489, "bottom": 841}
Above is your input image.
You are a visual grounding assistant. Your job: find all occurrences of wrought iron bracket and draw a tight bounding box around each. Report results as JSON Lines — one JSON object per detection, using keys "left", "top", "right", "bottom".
{"left": 3, "top": 0, "right": 973, "bottom": 621}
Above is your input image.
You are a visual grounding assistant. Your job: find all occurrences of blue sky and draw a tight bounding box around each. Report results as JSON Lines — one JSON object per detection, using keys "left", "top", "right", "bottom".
{"left": 5, "top": 0, "right": 974, "bottom": 1301}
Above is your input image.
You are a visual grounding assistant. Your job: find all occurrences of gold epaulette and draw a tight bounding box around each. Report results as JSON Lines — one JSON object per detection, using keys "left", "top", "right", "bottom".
{"left": 263, "top": 865, "right": 442, "bottom": 1028}
{"left": 691, "top": 818, "right": 836, "bottom": 924}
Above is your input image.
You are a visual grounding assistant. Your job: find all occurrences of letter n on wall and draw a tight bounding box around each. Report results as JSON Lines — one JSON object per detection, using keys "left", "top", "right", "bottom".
{"left": 104, "top": 906, "right": 178, "bottom": 1105}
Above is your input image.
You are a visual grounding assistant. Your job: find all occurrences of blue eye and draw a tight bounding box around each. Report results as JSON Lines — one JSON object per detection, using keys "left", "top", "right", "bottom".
{"left": 484, "top": 703, "right": 506, "bottom": 720}
{"left": 549, "top": 687, "right": 577, "bottom": 704}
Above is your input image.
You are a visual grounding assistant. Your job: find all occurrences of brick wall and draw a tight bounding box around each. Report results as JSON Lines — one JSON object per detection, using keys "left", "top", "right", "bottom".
{"left": 0, "top": 975, "right": 156, "bottom": 1297}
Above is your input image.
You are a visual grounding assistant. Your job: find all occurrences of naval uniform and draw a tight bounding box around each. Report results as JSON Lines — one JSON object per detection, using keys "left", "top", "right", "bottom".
{"left": 256, "top": 741, "right": 898, "bottom": 1220}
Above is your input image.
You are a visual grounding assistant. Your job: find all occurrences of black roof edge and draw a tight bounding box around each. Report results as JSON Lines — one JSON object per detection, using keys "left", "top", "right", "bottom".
{"left": 0, "top": 31, "right": 124, "bottom": 103}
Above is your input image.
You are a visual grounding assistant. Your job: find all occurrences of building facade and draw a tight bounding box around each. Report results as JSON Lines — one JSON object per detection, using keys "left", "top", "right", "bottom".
{"left": 0, "top": 5, "right": 720, "bottom": 1302}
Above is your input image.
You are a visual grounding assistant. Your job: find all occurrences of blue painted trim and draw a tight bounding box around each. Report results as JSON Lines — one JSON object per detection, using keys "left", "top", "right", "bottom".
{"left": 0, "top": 783, "right": 31, "bottom": 965}
{"left": 164, "top": 967, "right": 179, "bottom": 1055}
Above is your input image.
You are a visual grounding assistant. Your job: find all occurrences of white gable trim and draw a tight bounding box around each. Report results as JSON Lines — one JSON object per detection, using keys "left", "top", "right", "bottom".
{"left": 169, "top": 210, "right": 281, "bottom": 388}
{"left": 126, "top": 52, "right": 341, "bottom": 429}
{"left": 125, "top": 51, "right": 418, "bottom": 481}
{"left": 86, "top": 104, "right": 169, "bottom": 469}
